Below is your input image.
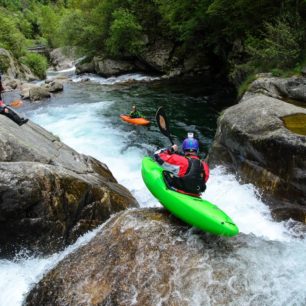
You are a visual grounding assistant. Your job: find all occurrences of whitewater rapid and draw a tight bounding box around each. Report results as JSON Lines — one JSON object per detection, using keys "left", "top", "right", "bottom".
{"left": 0, "top": 74, "right": 305, "bottom": 305}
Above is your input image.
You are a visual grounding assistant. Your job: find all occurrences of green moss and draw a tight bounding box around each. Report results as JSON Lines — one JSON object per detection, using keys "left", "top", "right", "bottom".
{"left": 238, "top": 74, "right": 256, "bottom": 97}
{"left": 0, "top": 54, "right": 10, "bottom": 72}
{"left": 282, "top": 113, "right": 306, "bottom": 136}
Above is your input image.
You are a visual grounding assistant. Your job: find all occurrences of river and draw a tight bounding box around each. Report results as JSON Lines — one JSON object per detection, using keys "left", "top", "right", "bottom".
{"left": 0, "top": 73, "right": 305, "bottom": 305}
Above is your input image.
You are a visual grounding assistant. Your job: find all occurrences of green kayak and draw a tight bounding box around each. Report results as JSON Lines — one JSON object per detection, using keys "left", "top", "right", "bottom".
{"left": 141, "top": 157, "right": 239, "bottom": 237}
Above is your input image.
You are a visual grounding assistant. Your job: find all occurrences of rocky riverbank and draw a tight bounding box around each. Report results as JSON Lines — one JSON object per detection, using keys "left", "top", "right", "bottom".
{"left": 208, "top": 75, "right": 306, "bottom": 223}
{"left": 0, "top": 115, "right": 138, "bottom": 256}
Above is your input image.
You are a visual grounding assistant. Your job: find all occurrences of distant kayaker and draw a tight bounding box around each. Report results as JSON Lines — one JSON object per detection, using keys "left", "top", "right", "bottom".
{"left": 0, "top": 73, "right": 28, "bottom": 126}
{"left": 154, "top": 132, "right": 209, "bottom": 196}
{"left": 129, "top": 105, "right": 143, "bottom": 118}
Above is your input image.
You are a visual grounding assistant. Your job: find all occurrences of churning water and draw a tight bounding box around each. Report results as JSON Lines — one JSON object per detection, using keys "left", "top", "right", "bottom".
{"left": 0, "top": 73, "right": 305, "bottom": 305}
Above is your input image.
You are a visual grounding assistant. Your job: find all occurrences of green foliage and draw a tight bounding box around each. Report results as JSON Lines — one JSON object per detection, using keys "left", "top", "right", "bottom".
{"left": 20, "top": 52, "right": 48, "bottom": 79}
{"left": 0, "top": 12, "right": 26, "bottom": 58}
{"left": 2, "top": 0, "right": 306, "bottom": 86}
{"left": 155, "top": 0, "right": 210, "bottom": 43}
{"left": 106, "top": 8, "right": 144, "bottom": 56}
{"left": 35, "top": 4, "right": 63, "bottom": 47}
{"left": 246, "top": 16, "right": 303, "bottom": 71}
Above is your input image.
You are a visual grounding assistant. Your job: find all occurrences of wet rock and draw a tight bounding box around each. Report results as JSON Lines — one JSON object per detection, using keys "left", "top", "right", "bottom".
{"left": 29, "top": 86, "right": 51, "bottom": 101}
{"left": 24, "top": 208, "right": 252, "bottom": 306}
{"left": 43, "top": 80, "right": 64, "bottom": 93}
{"left": 0, "top": 116, "right": 138, "bottom": 256}
{"left": 20, "top": 80, "right": 65, "bottom": 101}
{"left": 208, "top": 94, "right": 306, "bottom": 220}
{"left": 93, "top": 56, "right": 137, "bottom": 77}
{"left": 75, "top": 60, "right": 95, "bottom": 74}
{"left": 49, "top": 47, "right": 78, "bottom": 71}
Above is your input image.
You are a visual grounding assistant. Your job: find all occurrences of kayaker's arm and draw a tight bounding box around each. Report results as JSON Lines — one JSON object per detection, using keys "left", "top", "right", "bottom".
{"left": 154, "top": 148, "right": 170, "bottom": 165}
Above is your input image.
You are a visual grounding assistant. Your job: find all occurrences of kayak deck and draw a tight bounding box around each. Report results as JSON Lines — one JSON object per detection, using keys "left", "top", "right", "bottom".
{"left": 141, "top": 157, "right": 239, "bottom": 237}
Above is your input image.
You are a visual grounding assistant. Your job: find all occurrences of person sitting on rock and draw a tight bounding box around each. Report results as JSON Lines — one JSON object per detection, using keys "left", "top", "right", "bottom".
{"left": 129, "top": 105, "right": 143, "bottom": 118}
{"left": 154, "top": 132, "right": 210, "bottom": 196}
{"left": 0, "top": 73, "right": 28, "bottom": 126}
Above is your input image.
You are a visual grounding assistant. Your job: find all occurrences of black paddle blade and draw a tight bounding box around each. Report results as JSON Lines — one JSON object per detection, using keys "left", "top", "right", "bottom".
{"left": 155, "top": 106, "right": 174, "bottom": 144}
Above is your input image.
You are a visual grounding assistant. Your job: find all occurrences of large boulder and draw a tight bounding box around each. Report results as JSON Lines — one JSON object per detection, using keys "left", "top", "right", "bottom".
{"left": 0, "top": 116, "right": 138, "bottom": 256}
{"left": 208, "top": 94, "right": 306, "bottom": 221}
{"left": 0, "top": 48, "right": 37, "bottom": 81}
{"left": 139, "top": 40, "right": 175, "bottom": 73}
{"left": 28, "top": 86, "right": 51, "bottom": 101}
{"left": 19, "top": 80, "right": 65, "bottom": 101}
{"left": 24, "top": 208, "right": 252, "bottom": 306}
{"left": 75, "top": 56, "right": 138, "bottom": 77}
{"left": 93, "top": 56, "right": 137, "bottom": 77}
{"left": 49, "top": 47, "right": 78, "bottom": 71}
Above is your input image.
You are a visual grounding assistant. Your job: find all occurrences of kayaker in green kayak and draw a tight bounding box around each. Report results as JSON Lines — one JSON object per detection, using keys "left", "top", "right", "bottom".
{"left": 154, "top": 132, "right": 210, "bottom": 196}
{"left": 129, "top": 105, "right": 143, "bottom": 118}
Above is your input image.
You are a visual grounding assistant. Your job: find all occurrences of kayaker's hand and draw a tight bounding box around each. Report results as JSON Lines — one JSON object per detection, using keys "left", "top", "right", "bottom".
{"left": 171, "top": 144, "right": 178, "bottom": 152}
{"left": 4, "top": 108, "right": 8, "bottom": 113}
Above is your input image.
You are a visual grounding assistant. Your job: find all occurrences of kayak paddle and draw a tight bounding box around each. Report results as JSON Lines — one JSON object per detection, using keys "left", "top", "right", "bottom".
{"left": 155, "top": 106, "right": 174, "bottom": 145}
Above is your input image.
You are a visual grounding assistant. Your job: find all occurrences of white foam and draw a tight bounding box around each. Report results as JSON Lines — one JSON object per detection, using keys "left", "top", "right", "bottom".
{"left": 72, "top": 73, "right": 160, "bottom": 85}
{"left": 0, "top": 226, "right": 100, "bottom": 306}
{"left": 205, "top": 166, "right": 290, "bottom": 241}
{"left": 30, "top": 101, "right": 158, "bottom": 208}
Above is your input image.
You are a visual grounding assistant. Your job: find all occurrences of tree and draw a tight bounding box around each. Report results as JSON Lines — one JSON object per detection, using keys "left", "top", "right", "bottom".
{"left": 106, "top": 8, "right": 144, "bottom": 56}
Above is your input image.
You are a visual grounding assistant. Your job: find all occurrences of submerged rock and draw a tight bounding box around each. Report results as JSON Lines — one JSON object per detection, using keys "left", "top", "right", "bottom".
{"left": 25, "top": 208, "right": 303, "bottom": 306}
{"left": 209, "top": 93, "right": 306, "bottom": 222}
{"left": 24, "top": 208, "right": 249, "bottom": 306}
{"left": 0, "top": 116, "right": 138, "bottom": 256}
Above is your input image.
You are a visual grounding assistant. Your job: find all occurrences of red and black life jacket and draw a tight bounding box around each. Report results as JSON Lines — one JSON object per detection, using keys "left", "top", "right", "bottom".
{"left": 167, "top": 157, "right": 206, "bottom": 194}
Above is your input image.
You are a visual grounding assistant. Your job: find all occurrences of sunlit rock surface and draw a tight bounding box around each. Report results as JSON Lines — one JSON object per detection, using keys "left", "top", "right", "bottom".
{"left": 24, "top": 208, "right": 258, "bottom": 306}
{"left": 209, "top": 93, "right": 306, "bottom": 222}
{"left": 0, "top": 116, "right": 138, "bottom": 256}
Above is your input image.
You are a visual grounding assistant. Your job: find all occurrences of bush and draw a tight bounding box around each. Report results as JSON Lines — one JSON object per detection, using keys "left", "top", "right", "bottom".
{"left": 246, "top": 16, "right": 303, "bottom": 71}
{"left": 21, "top": 52, "right": 48, "bottom": 79}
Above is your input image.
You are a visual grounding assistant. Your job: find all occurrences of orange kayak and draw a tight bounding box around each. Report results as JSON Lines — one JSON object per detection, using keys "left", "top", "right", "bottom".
{"left": 120, "top": 114, "right": 150, "bottom": 126}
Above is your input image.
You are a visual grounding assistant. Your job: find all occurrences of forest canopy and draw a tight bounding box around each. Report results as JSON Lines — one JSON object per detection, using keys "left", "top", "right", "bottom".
{"left": 0, "top": 0, "right": 306, "bottom": 81}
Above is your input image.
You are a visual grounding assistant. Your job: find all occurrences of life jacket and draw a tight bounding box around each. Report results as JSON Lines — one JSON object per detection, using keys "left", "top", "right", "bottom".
{"left": 168, "top": 157, "right": 206, "bottom": 194}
